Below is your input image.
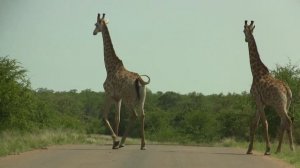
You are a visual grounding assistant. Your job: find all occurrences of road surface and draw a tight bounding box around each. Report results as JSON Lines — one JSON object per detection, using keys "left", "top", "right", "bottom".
{"left": 0, "top": 145, "right": 292, "bottom": 168}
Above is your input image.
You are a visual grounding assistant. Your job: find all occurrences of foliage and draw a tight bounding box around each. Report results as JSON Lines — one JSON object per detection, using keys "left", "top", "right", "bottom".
{"left": 271, "top": 61, "right": 300, "bottom": 144}
{"left": 0, "top": 56, "right": 36, "bottom": 130}
{"left": 34, "top": 88, "right": 106, "bottom": 133}
{"left": 1, "top": 56, "right": 300, "bottom": 146}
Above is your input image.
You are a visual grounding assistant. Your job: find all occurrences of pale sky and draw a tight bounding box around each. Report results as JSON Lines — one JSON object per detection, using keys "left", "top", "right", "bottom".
{"left": 1, "top": 0, "right": 300, "bottom": 95}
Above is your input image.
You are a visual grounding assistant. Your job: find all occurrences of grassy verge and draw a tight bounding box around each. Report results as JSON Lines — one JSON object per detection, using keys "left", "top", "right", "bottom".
{"left": 217, "top": 138, "right": 299, "bottom": 168}
{"left": 0, "top": 129, "right": 139, "bottom": 157}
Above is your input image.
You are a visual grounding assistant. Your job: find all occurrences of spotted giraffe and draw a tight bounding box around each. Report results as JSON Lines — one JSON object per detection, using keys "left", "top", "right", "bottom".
{"left": 243, "top": 20, "right": 294, "bottom": 155}
{"left": 93, "top": 13, "right": 150, "bottom": 150}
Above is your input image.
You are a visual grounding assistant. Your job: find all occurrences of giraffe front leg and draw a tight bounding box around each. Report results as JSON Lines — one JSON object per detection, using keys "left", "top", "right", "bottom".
{"left": 102, "top": 97, "right": 119, "bottom": 149}
{"left": 276, "top": 121, "right": 285, "bottom": 154}
{"left": 114, "top": 100, "right": 122, "bottom": 137}
{"left": 119, "top": 110, "right": 137, "bottom": 148}
{"left": 260, "top": 111, "right": 271, "bottom": 155}
{"left": 247, "top": 110, "right": 260, "bottom": 154}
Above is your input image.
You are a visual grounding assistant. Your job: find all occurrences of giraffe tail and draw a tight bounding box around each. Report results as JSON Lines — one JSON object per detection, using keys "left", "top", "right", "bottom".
{"left": 135, "top": 79, "right": 141, "bottom": 100}
{"left": 138, "top": 75, "right": 151, "bottom": 86}
{"left": 135, "top": 75, "right": 150, "bottom": 100}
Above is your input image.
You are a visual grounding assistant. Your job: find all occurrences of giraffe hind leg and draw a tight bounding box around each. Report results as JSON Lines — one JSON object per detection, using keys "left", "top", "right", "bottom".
{"left": 276, "top": 121, "right": 285, "bottom": 153}
{"left": 138, "top": 86, "right": 147, "bottom": 150}
{"left": 285, "top": 115, "right": 294, "bottom": 151}
{"left": 140, "top": 109, "right": 146, "bottom": 150}
{"left": 260, "top": 110, "right": 271, "bottom": 155}
{"left": 276, "top": 109, "right": 294, "bottom": 153}
{"left": 114, "top": 100, "right": 122, "bottom": 137}
{"left": 285, "top": 96, "right": 294, "bottom": 151}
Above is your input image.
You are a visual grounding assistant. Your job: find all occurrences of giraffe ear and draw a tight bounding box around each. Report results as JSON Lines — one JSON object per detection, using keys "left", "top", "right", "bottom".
{"left": 104, "top": 19, "right": 109, "bottom": 24}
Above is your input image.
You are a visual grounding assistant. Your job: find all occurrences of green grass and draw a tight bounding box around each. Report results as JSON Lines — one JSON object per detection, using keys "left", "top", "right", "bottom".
{"left": 0, "top": 129, "right": 133, "bottom": 156}
{"left": 0, "top": 129, "right": 166, "bottom": 157}
{"left": 217, "top": 138, "right": 300, "bottom": 168}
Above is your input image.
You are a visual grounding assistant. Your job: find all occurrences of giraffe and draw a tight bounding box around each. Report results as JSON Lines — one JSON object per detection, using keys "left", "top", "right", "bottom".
{"left": 93, "top": 13, "right": 150, "bottom": 150}
{"left": 243, "top": 20, "right": 294, "bottom": 155}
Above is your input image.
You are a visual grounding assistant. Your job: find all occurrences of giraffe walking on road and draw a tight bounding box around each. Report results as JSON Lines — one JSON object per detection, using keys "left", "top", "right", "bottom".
{"left": 243, "top": 20, "right": 294, "bottom": 155}
{"left": 93, "top": 13, "right": 150, "bottom": 150}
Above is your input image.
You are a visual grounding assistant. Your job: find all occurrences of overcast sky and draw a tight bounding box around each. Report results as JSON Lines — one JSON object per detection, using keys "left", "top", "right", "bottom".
{"left": 1, "top": 0, "right": 300, "bottom": 94}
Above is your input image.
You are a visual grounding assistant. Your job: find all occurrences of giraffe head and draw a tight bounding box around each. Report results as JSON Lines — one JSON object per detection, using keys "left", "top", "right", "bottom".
{"left": 93, "top": 13, "right": 109, "bottom": 35}
{"left": 243, "top": 20, "right": 255, "bottom": 42}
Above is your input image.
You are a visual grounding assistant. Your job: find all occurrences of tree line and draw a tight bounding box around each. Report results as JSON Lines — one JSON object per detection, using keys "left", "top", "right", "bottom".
{"left": 1, "top": 56, "right": 300, "bottom": 144}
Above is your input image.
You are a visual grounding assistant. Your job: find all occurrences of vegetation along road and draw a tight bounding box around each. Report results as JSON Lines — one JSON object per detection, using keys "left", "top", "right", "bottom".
{"left": 0, "top": 145, "right": 292, "bottom": 168}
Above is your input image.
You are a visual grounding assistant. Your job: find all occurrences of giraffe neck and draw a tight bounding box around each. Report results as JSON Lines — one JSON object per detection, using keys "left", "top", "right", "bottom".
{"left": 247, "top": 34, "right": 269, "bottom": 80}
{"left": 101, "top": 24, "right": 124, "bottom": 74}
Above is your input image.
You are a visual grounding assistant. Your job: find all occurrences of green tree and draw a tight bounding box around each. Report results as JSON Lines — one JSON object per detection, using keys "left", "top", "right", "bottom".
{"left": 270, "top": 61, "right": 300, "bottom": 143}
{"left": 0, "top": 56, "right": 35, "bottom": 130}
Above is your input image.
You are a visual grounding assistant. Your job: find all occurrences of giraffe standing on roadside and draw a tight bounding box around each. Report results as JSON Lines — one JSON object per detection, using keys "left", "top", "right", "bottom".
{"left": 243, "top": 20, "right": 294, "bottom": 155}
{"left": 93, "top": 13, "right": 150, "bottom": 150}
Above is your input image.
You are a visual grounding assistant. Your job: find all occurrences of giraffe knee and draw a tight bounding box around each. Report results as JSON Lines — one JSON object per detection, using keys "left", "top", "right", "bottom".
{"left": 131, "top": 113, "right": 138, "bottom": 120}
{"left": 140, "top": 112, "right": 145, "bottom": 119}
{"left": 284, "top": 116, "right": 293, "bottom": 128}
{"left": 286, "top": 122, "right": 292, "bottom": 131}
{"left": 115, "top": 114, "right": 120, "bottom": 123}
{"left": 102, "top": 112, "right": 109, "bottom": 120}
{"left": 288, "top": 117, "right": 293, "bottom": 125}
{"left": 261, "top": 119, "right": 268, "bottom": 127}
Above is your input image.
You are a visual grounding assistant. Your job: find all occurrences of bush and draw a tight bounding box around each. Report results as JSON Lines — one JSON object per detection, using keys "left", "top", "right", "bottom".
{"left": 0, "top": 56, "right": 36, "bottom": 130}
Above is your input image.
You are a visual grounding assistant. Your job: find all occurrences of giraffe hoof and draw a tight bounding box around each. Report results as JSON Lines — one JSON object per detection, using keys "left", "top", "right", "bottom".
{"left": 112, "top": 141, "right": 120, "bottom": 149}
{"left": 141, "top": 146, "right": 146, "bottom": 150}
{"left": 246, "top": 151, "right": 253, "bottom": 155}
{"left": 119, "top": 144, "right": 125, "bottom": 148}
{"left": 265, "top": 147, "right": 271, "bottom": 155}
{"left": 246, "top": 149, "right": 253, "bottom": 155}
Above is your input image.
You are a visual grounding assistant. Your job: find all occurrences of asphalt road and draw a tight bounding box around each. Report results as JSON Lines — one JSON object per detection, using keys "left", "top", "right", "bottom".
{"left": 0, "top": 145, "right": 292, "bottom": 168}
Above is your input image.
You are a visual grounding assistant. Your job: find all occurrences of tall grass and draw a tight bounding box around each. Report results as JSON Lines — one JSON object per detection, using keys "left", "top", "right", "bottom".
{"left": 0, "top": 129, "right": 110, "bottom": 156}
{"left": 0, "top": 129, "right": 152, "bottom": 157}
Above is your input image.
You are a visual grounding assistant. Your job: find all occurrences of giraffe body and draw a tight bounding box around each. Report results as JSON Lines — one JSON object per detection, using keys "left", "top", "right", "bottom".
{"left": 253, "top": 76, "right": 291, "bottom": 107}
{"left": 103, "top": 68, "right": 146, "bottom": 108}
{"left": 244, "top": 21, "right": 294, "bottom": 155}
{"left": 93, "top": 13, "right": 150, "bottom": 150}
